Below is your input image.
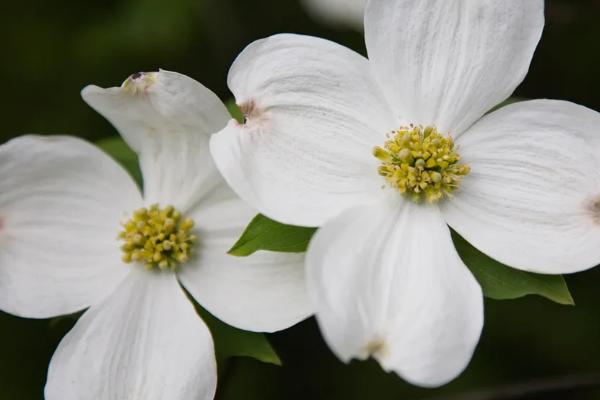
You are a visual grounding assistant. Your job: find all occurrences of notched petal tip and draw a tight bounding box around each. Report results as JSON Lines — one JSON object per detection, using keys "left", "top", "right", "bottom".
{"left": 584, "top": 196, "right": 600, "bottom": 225}
{"left": 121, "top": 71, "right": 158, "bottom": 95}
{"left": 363, "top": 338, "right": 388, "bottom": 361}
{"left": 238, "top": 99, "right": 267, "bottom": 126}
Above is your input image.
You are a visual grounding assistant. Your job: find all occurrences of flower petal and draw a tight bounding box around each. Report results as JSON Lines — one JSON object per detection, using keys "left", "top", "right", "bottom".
{"left": 45, "top": 268, "right": 216, "bottom": 400}
{"left": 443, "top": 100, "right": 600, "bottom": 274}
{"left": 0, "top": 135, "right": 140, "bottom": 318}
{"left": 82, "top": 70, "right": 230, "bottom": 212}
{"left": 179, "top": 195, "right": 311, "bottom": 332}
{"left": 210, "top": 33, "right": 395, "bottom": 227}
{"left": 365, "top": 0, "right": 544, "bottom": 135}
{"left": 307, "top": 195, "right": 483, "bottom": 387}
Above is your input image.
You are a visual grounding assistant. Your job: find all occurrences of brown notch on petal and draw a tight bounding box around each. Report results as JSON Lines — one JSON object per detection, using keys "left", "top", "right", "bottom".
{"left": 238, "top": 99, "right": 262, "bottom": 125}
{"left": 365, "top": 338, "right": 387, "bottom": 360}
{"left": 586, "top": 197, "right": 600, "bottom": 225}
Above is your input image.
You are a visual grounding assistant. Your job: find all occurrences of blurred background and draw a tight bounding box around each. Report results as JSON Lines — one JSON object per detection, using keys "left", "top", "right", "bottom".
{"left": 1, "top": 0, "right": 599, "bottom": 398}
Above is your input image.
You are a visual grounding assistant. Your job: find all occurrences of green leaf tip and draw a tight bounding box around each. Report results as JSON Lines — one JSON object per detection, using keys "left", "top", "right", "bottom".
{"left": 225, "top": 99, "right": 244, "bottom": 124}
{"left": 195, "top": 305, "right": 281, "bottom": 367}
{"left": 452, "top": 231, "right": 574, "bottom": 306}
{"left": 96, "top": 137, "right": 142, "bottom": 186}
{"left": 228, "top": 214, "right": 317, "bottom": 257}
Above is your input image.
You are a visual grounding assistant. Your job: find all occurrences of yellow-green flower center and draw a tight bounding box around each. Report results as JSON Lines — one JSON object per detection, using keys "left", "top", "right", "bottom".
{"left": 374, "top": 125, "right": 470, "bottom": 203}
{"left": 119, "top": 204, "right": 197, "bottom": 271}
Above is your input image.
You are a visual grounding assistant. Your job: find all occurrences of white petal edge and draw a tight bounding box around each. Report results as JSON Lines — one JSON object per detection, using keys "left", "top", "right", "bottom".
{"left": 365, "top": 0, "right": 544, "bottom": 135}
{"left": 45, "top": 268, "right": 216, "bottom": 400}
{"left": 180, "top": 195, "right": 311, "bottom": 332}
{"left": 307, "top": 194, "right": 483, "bottom": 387}
{"left": 443, "top": 100, "right": 600, "bottom": 274}
{"left": 82, "top": 70, "right": 231, "bottom": 212}
{"left": 210, "top": 33, "right": 396, "bottom": 227}
{"left": 0, "top": 135, "right": 140, "bottom": 318}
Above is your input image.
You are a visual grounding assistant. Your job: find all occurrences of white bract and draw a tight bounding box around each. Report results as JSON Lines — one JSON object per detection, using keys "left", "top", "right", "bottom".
{"left": 302, "top": 0, "right": 365, "bottom": 30}
{"left": 0, "top": 70, "right": 310, "bottom": 399}
{"left": 210, "top": 0, "right": 600, "bottom": 387}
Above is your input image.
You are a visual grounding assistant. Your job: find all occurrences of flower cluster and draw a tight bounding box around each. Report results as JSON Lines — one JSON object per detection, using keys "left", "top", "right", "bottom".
{"left": 0, "top": 71, "right": 310, "bottom": 400}
{"left": 119, "top": 204, "right": 197, "bottom": 270}
{"left": 0, "top": 0, "right": 599, "bottom": 399}
{"left": 374, "top": 125, "right": 471, "bottom": 202}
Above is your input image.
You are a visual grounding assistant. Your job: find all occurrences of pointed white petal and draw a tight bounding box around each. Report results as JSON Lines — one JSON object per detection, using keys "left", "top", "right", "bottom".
{"left": 307, "top": 196, "right": 483, "bottom": 387}
{"left": 82, "top": 70, "right": 230, "bottom": 212}
{"left": 443, "top": 100, "right": 600, "bottom": 274}
{"left": 180, "top": 196, "right": 311, "bottom": 332}
{"left": 210, "top": 33, "right": 395, "bottom": 227}
{"left": 365, "top": 0, "right": 544, "bottom": 135}
{"left": 45, "top": 268, "right": 216, "bottom": 400}
{"left": 0, "top": 135, "right": 140, "bottom": 318}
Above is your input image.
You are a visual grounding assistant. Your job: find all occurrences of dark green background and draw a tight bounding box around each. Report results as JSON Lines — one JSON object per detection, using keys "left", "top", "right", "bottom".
{"left": 1, "top": 0, "right": 600, "bottom": 399}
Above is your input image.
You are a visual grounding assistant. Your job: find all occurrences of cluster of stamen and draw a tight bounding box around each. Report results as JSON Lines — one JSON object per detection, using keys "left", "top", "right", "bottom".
{"left": 119, "top": 204, "right": 197, "bottom": 271}
{"left": 374, "top": 125, "right": 470, "bottom": 203}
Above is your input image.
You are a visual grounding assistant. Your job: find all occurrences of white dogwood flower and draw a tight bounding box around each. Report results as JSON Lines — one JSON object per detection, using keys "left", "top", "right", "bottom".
{"left": 0, "top": 70, "right": 310, "bottom": 399}
{"left": 210, "top": 0, "right": 600, "bottom": 387}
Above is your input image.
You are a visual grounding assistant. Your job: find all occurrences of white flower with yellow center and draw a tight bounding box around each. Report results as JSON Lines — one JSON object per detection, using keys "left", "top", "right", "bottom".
{"left": 0, "top": 70, "right": 310, "bottom": 399}
{"left": 210, "top": 0, "right": 600, "bottom": 387}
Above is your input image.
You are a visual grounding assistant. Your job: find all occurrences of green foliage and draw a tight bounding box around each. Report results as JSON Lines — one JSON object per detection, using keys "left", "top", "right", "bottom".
{"left": 488, "top": 97, "right": 524, "bottom": 113}
{"left": 0, "top": 312, "right": 68, "bottom": 399}
{"left": 233, "top": 214, "right": 573, "bottom": 305}
{"left": 96, "top": 137, "right": 143, "bottom": 186}
{"left": 452, "top": 231, "right": 574, "bottom": 305}
{"left": 75, "top": 0, "right": 201, "bottom": 60}
{"left": 225, "top": 99, "right": 244, "bottom": 123}
{"left": 196, "top": 306, "right": 281, "bottom": 367}
{"left": 228, "top": 214, "right": 317, "bottom": 256}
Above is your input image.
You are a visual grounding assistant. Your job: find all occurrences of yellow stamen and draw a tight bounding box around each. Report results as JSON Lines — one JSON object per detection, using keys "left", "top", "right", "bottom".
{"left": 374, "top": 125, "right": 470, "bottom": 203}
{"left": 119, "top": 204, "right": 197, "bottom": 271}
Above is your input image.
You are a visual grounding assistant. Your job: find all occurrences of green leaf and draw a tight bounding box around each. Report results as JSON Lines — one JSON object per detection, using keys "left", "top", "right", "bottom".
{"left": 231, "top": 215, "right": 573, "bottom": 306}
{"left": 96, "top": 136, "right": 142, "bottom": 186}
{"left": 229, "top": 214, "right": 317, "bottom": 257}
{"left": 452, "top": 231, "right": 574, "bottom": 305}
{"left": 488, "top": 97, "right": 524, "bottom": 113}
{"left": 225, "top": 99, "right": 244, "bottom": 123}
{"left": 195, "top": 306, "right": 281, "bottom": 366}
